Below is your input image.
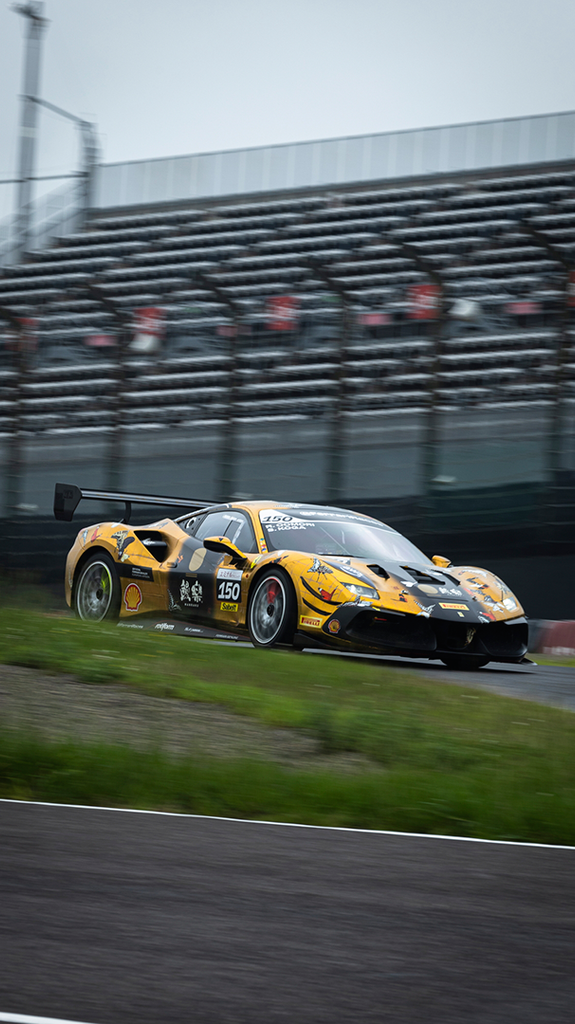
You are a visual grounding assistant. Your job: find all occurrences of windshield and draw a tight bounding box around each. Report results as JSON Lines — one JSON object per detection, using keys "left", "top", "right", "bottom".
{"left": 259, "top": 508, "right": 432, "bottom": 565}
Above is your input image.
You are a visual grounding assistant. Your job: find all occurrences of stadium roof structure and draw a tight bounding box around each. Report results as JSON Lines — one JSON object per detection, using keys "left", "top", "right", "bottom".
{"left": 93, "top": 110, "right": 575, "bottom": 211}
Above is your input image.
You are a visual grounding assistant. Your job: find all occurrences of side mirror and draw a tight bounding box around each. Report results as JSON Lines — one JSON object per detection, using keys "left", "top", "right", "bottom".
{"left": 432, "top": 554, "right": 452, "bottom": 568}
{"left": 203, "top": 535, "right": 247, "bottom": 565}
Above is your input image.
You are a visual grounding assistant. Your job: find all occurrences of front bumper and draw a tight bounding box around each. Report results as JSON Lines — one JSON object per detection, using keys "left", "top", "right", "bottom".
{"left": 319, "top": 604, "right": 529, "bottom": 663}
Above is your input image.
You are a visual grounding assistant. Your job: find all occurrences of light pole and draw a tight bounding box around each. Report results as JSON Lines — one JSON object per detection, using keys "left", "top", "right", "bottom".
{"left": 12, "top": 2, "right": 48, "bottom": 259}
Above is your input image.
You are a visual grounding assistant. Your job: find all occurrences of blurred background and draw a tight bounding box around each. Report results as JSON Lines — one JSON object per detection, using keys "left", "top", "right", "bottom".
{"left": 1, "top": 0, "right": 575, "bottom": 617}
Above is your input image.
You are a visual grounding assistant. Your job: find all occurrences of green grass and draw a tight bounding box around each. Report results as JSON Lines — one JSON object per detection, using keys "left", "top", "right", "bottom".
{"left": 0, "top": 607, "right": 574, "bottom": 843}
{"left": 1, "top": 730, "right": 574, "bottom": 843}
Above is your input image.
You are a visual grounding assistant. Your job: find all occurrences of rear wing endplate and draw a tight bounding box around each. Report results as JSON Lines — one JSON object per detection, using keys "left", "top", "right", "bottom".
{"left": 54, "top": 482, "right": 215, "bottom": 524}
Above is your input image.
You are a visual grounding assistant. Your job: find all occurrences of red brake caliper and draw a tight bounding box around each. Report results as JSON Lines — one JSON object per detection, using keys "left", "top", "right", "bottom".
{"left": 266, "top": 581, "right": 279, "bottom": 614}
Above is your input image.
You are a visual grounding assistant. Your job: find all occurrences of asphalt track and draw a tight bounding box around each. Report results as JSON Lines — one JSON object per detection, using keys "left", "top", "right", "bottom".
{"left": 206, "top": 636, "right": 575, "bottom": 712}
{"left": 1, "top": 801, "right": 574, "bottom": 1024}
{"left": 318, "top": 650, "right": 575, "bottom": 712}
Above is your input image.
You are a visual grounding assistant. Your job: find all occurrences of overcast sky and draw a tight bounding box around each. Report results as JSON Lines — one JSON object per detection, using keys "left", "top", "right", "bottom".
{"left": 1, "top": 0, "right": 574, "bottom": 221}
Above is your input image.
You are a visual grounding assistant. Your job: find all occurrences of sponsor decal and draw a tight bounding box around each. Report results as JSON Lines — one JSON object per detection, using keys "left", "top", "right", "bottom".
{"left": 415, "top": 601, "right": 434, "bottom": 617}
{"left": 217, "top": 567, "right": 243, "bottom": 581}
{"left": 184, "top": 626, "right": 203, "bottom": 633}
{"left": 217, "top": 580, "right": 241, "bottom": 602}
{"left": 117, "top": 622, "right": 144, "bottom": 629}
{"left": 82, "top": 526, "right": 101, "bottom": 546}
{"left": 120, "top": 564, "right": 154, "bottom": 582}
{"left": 123, "top": 583, "right": 142, "bottom": 612}
{"left": 439, "top": 602, "right": 468, "bottom": 610}
{"left": 307, "top": 557, "right": 334, "bottom": 578}
{"left": 155, "top": 622, "right": 174, "bottom": 631}
{"left": 180, "top": 579, "right": 203, "bottom": 607}
{"left": 112, "top": 529, "right": 135, "bottom": 562}
{"left": 299, "top": 615, "right": 322, "bottom": 628}
{"left": 220, "top": 602, "right": 239, "bottom": 612}
{"left": 259, "top": 539, "right": 268, "bottom": 553}
{"left": 328, "top": 619, "right": 341, "bottom": 634}
{"left": 324, "top": 560, "right": 374, "bottom": 585}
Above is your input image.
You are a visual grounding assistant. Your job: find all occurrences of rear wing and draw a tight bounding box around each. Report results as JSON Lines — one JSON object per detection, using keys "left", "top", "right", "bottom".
{"left": 54, "top": 482, "right": 215, "bottom": 524}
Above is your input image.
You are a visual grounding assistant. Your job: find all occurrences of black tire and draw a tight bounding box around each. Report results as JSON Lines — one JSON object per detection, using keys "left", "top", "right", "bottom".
{"left": 73, "top": 552, "right": 121, "bottom": 622}
{"left": 247, "top": 568, "right": 297, "bottom": 648}
{"left": 440, "top": 654, "right": 489, "bottom": 671}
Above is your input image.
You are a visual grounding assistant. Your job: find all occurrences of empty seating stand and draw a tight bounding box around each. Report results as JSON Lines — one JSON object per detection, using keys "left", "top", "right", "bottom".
{"left": 0, "top": 163, "right": 574, "bottom": 426}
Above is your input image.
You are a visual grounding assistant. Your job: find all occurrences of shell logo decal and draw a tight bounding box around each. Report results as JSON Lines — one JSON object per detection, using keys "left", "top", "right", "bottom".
{"left": 124, "top": 583, "right": 142, "bottom": 612}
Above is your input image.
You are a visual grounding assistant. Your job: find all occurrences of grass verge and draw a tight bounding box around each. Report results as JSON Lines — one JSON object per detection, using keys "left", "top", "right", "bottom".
{"left": 1, "top": 729, "right": 575, "bottom": 843}
{"left": 0, "top": 608, "right": 574, "bottom": 843}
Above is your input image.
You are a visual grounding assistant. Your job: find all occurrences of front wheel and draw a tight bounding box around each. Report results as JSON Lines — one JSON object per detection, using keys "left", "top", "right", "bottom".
{"left": 440, "top": 654, "right": 489, "bottom": 671}
{"left": 74, "top": 552, "right": 121, "bottom": 622}
{"left": 248, "top": 569, "right": 297, "bottom": 648}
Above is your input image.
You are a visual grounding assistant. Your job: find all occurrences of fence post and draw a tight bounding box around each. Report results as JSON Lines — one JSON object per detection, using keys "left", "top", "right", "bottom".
{"left": 194, "top": 270, "right": 243, "bottom": 502}
{"left": 303, "top": 259, "right": 354, "bottom": 505}
{"left": 81, "top": 282, "right": 130, "bottom": 496}
{"left": 0, "top": 306, "right": 26, "bottom": 516}
{"left": 517, "top": 222, "right": 574, "bottom": 543}
{"left": 326, "top": 295, "right": 348, "bottom": 504}
{"left": 384, "top": 236, "right": 445, "bottom": 534}
{"left": 217, "top": 319, "right": 239, "bottom": 502}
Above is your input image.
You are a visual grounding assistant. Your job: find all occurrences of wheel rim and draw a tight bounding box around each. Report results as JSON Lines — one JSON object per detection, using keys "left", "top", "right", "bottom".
{"left": 250, "top": 575, "right": 286, "bottom": 644}
{"left": 76, "top": 561, "right": 113, "bottom": 622}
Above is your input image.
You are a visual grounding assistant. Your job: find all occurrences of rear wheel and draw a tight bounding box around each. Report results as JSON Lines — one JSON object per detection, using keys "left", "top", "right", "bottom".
{"left": 248, "top": 569, "right": 297, "bottom": 648}
{"left": 74, "top": 553, "right": 121, "bottom": 622}
{"left": 440, "top": 654, "right": 489, "bottom": 671}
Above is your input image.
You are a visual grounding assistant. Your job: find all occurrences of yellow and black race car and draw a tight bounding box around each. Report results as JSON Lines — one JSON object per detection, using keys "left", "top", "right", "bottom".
{"left": 55, "top": 483, "right": 528, "bottom": 669}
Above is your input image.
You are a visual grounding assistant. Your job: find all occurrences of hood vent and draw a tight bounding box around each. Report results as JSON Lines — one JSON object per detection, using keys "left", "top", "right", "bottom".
{"left": 367, "top": 564, "right": 390, "bottom": 579}
{"left": 402, "top": 565, "right": 461, "bottom": 587}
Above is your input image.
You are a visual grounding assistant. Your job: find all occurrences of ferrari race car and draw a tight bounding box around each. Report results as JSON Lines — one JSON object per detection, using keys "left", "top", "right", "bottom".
{"left": 55, "top": 483, "right": 529, "bottom": 669}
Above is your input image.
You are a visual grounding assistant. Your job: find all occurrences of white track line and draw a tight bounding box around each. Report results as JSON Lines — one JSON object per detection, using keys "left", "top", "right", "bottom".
{"left": 0, "top": 1014, "right": 99, "bottom": 1024}
{"left": 1, "top": 798, "right": 574, "bottom": 850}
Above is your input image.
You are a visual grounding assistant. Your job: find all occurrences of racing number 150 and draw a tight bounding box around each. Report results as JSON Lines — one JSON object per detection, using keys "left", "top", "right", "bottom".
{"left": 217, "top": 580, "right": 240, "bottom": 602}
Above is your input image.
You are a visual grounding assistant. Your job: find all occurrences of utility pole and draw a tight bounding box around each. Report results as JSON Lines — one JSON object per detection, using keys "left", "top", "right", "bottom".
{"left": 305, "top": 258, "right": 354, "bottom": 505}
{"left": 13, "top": 2, "right": 48, "bottom": 259}
{"left": 195, "top": 271, "right": 243, "bottom": 502}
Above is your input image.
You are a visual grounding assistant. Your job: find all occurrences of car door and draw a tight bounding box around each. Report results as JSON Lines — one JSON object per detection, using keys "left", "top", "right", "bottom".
{"left": 168, "top": 509, "right": 256, "bottom": 626}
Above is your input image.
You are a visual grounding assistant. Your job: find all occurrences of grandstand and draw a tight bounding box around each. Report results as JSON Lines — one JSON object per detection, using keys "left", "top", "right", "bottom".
{"left": 1, "top": 111, "right": 575, "bottom": 533}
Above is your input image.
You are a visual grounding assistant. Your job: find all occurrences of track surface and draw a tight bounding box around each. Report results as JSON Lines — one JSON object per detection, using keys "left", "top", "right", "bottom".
{"left": 335, "top": 652, "right": 575, "bottom": 712}
{"left": 1, "top": 802, "right": 574, "bottom": 1024}
{"left": 217, "top": 638, "right": 575, "bottom": 712}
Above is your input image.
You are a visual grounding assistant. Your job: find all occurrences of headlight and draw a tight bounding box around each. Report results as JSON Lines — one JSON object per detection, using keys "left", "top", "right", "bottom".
{"left": 346, "top": 583, "right": 379, "bottom": 599}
